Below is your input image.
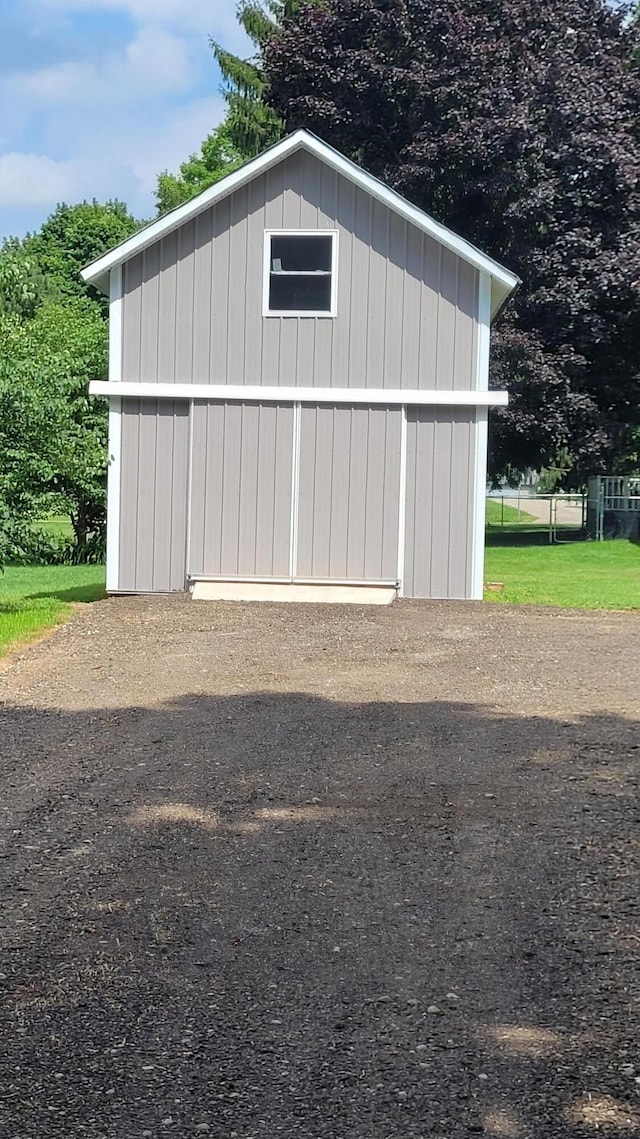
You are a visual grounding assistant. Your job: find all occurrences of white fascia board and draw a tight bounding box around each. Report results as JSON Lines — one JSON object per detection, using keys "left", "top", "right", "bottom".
{"left": 89, "top": 381, "right": 508, "bottom": 407}
{"left": 81, "top": 133, "right": 310, "bottom": 285}
{"left": 81, "top": 130, "right": 520, "bottom": 310}
{"left": 302, "top": 134, "right": 520, "bottom": 299}
{"left": 476, "top": 273, "right": 492, "bottom": 392}
{"left": 109, "top": 265, "right": 123, "bottom": 383}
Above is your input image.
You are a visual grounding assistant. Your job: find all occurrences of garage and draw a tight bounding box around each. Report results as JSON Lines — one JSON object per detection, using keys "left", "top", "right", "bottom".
{"left": 85, "top": 130, "right": 518, "bottom": 601}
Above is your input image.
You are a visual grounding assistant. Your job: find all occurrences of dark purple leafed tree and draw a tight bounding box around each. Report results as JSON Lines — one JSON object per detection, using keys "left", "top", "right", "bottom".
{"left": 264, "top": 0, "right": 640, "bottom": 482}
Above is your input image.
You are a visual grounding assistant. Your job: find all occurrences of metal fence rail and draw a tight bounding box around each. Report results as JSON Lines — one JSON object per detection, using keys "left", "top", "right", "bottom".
{"left": 487, "top": 493, "right": 586, "bottom": 543}
{"left": 587, "top": 477, "right": 640, "bottom": 540}
{"left": 488, "top": 478, "right": 640, "bottom": 542}
{"left": 598, "top": 476, "right": 640, "bottom": 510}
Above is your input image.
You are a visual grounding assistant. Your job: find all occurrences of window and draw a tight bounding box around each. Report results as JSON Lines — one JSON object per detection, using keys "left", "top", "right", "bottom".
{"left": 264, "top": 231, "right": 338, "bottom": 317}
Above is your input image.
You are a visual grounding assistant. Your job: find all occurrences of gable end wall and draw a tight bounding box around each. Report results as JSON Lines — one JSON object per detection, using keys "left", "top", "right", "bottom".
{"left": 121, "top": 150, "right": 479, "bottom": 391}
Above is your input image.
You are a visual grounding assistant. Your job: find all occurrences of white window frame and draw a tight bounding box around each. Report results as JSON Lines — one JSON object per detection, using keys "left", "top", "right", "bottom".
{"left": 262, "top": 229, "right": 339, "bottom": 318}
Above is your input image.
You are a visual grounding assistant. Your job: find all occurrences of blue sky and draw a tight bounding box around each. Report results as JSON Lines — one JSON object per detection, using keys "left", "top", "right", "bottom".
{"left": 0, "top": 0, "right": 252, "bottom": 240}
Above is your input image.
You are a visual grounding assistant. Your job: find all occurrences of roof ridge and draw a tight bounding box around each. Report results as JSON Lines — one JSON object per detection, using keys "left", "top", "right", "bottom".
{"left": 81, "top": 129, "right": 519, "bottom": 317}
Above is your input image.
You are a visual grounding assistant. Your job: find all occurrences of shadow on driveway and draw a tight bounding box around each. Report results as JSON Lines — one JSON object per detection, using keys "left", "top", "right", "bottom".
{"left": 25, "top": 583, "right": 107, "bottom": 604}
{"left": 0, "top": 693, "right": 638, "bottom": 1138}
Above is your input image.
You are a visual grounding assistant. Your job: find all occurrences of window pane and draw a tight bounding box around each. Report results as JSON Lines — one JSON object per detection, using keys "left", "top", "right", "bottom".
{"left": 271, "top": 234, "right": 332, "bottom": 273}
{"left": 269, "top": 274, "right": 332, "bottom": 312}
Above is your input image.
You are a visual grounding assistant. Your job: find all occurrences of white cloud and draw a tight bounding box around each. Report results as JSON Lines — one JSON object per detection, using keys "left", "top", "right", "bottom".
{"left": 124, "top": 24, "right": 193, "bottom": 90}
{"left": 38, "top": 0, "right": 214, "bottom": 21}
{"left": 0, "top": 0, "right": 253, "bottom": 235}
{"left": 12, "top": 61, "right": 89, "bottom": 103}
{"left": 11, "top": 25, "right": 194, "bottom": 104}
{"left": 121, "top": 96, "right": 228, "bottom": 192}
{"left": 0, "top": 152, "right": 96, "bottom": 206}
{"left": 32, "top": 0, "right": 253, "bottom": 51}
{"left": 0, "top": 95, "right": 228, "bottom": 217}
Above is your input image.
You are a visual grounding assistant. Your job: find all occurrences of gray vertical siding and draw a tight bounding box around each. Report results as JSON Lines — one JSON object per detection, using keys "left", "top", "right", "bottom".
{"left": 403, "top": 408, "right": 477, "bottom": 599}
{"left": 115, "top": 397, "right": 481, "bottom": 598}
{"left": 121, "top": 150, "right": 479, "bottom": 391}
{"left": 296, "top": 405, "right": 402, "bottom": 580}
{"left": 189, "top": 401, "right": 294, "bottom": 578}
{"left": 118, "top": 398, "right": 189, "bottom": 592}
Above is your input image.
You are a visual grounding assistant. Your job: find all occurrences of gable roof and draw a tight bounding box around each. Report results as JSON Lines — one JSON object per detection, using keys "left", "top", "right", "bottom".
{"left": 82, "top": 129, "right": 520, "bottom": 319}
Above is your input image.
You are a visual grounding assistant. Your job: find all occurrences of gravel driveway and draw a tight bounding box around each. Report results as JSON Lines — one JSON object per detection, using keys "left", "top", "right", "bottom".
{"left": 0, "top": 597, "right": 639, "bottom": 1139}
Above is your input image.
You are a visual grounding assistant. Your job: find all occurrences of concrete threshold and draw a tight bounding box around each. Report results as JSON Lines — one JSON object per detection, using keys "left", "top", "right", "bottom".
{"left": 190, "top": 581, "right": 397, "bottom": 605}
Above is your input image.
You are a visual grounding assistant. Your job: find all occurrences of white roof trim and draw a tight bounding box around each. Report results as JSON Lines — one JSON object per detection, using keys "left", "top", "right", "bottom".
{"left": 81, "top": 130, "right": 520, "bottom": 314}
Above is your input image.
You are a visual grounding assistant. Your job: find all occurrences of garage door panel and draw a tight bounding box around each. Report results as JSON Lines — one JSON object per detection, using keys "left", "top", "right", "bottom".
{"left": 404, "top": 407, "right": 475, "bottom": 598}
{"left": 254, "top": 402, "right": 294, "bottom": 575}
{"left": 119, "top": 398, "right": 189, "bottom": 592}
{"left": 365, "top": 406, "right": 403, "bottom": 579}
{"left": 296, "top": 405, "right": 402, "bottom": 581}
{"left": 190, "top": 401, "right": 294, "bottom": 578}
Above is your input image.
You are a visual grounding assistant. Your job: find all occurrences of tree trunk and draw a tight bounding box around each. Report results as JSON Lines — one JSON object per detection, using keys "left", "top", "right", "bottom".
{"left": 72, "top": 501, "right": 88, "bottom": 550}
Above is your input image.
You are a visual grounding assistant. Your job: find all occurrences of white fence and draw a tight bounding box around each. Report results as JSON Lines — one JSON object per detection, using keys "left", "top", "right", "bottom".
{"left": 487, "top": 493, "right": 586, "bottom": 543}
{"left": 587, "top": 477, "right": 640, "bottom": 540}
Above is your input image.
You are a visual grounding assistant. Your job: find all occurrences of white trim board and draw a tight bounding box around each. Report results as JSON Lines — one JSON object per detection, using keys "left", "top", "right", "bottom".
{"left": 105, "top": 265, "right": 123, "bottom": 592}
{"left": 263, "top": 229, "right": 339, "bottom": 318}
{"left": 289, "top": 403, "right": 302, "bottom": 579}
{"left": 106, "top": 400, "right": 122, "bottom": 592}
{"left": 189, "top": 575, "right": 398, "bottom": 587}
{"left": 471, "top": 410, "right": 489, "bottom": 600}
{"left": 396, "top": 407, "right": 408, "bottom": 597}
{"left": 89, "top": 382, "right": 508, "bottom": 408}
{"left": 476, "top": 272, "right": 492, "bottom": 392}
{"left": 470, "top": 273, "right": 493, "bottom": 600}
{"left": 184, "top": 402, "right": 195, "bottom": 587}
{"left": 81, "top": 130, "right": 520, "bottom": 319}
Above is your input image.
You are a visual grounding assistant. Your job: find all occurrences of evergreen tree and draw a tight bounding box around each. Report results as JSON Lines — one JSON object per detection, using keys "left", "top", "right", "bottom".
{"left": 211, "top": 2, "right": 304, "bottom": 157}
{"left": 154, "top": 4, "right": 304, "bottom": 212}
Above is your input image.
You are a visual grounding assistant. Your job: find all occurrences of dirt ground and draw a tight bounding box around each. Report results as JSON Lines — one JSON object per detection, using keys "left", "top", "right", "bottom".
{"left": 0, "top": 597, "right": 639, "bottom": 1139}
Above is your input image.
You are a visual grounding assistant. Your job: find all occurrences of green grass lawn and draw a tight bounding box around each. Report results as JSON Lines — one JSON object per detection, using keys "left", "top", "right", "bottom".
{"left": 0, "top": 565, "right": 106, "bottom": 655}
{"left": 0, "top": 537, "right": 637, "bottom": 657}
{"left": 484, "top": 538, "right": 640, "bottom": 609}
{"left": 485, "top": 498, "right": 537, "bottom": 527}
{"left": 32, "top": 514, "right": 74, "bottom": 539}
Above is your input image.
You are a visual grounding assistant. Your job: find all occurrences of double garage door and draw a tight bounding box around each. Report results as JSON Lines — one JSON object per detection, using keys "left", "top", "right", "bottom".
{"left": 117, "top": 397, "right": 477, "bottom": 598}
{"left": 188, "top": 401, "right": 402, "bottom": 584}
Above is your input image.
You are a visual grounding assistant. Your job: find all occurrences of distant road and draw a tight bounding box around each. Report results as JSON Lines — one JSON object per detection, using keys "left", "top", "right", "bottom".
{"left": 498, "top": 495, "right": 584, "bottom": 527}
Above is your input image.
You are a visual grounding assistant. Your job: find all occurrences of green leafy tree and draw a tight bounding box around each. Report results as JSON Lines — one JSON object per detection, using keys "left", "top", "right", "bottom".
{"left": 156, "top": 123, "right": 245, "bottom": 214}
{"left": 22, "top": 200, "right": 140, "bottom": 312}
{"left": 265, "top": 0, "right": 640, "bottom": 484}
{"left": 0, "top": 199, "right": 140, "bottom": 566}
{"left": 0, "top": 315, "right": 53, "bottom": 567}
{"left": 28, "top": 300, "right": 109, "bottom": 550}
{"left": 0, "top": 243, "right": 48, "bottom": 320}
{"left": 0, "top": 299, "right": 108, "bottom": 565}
